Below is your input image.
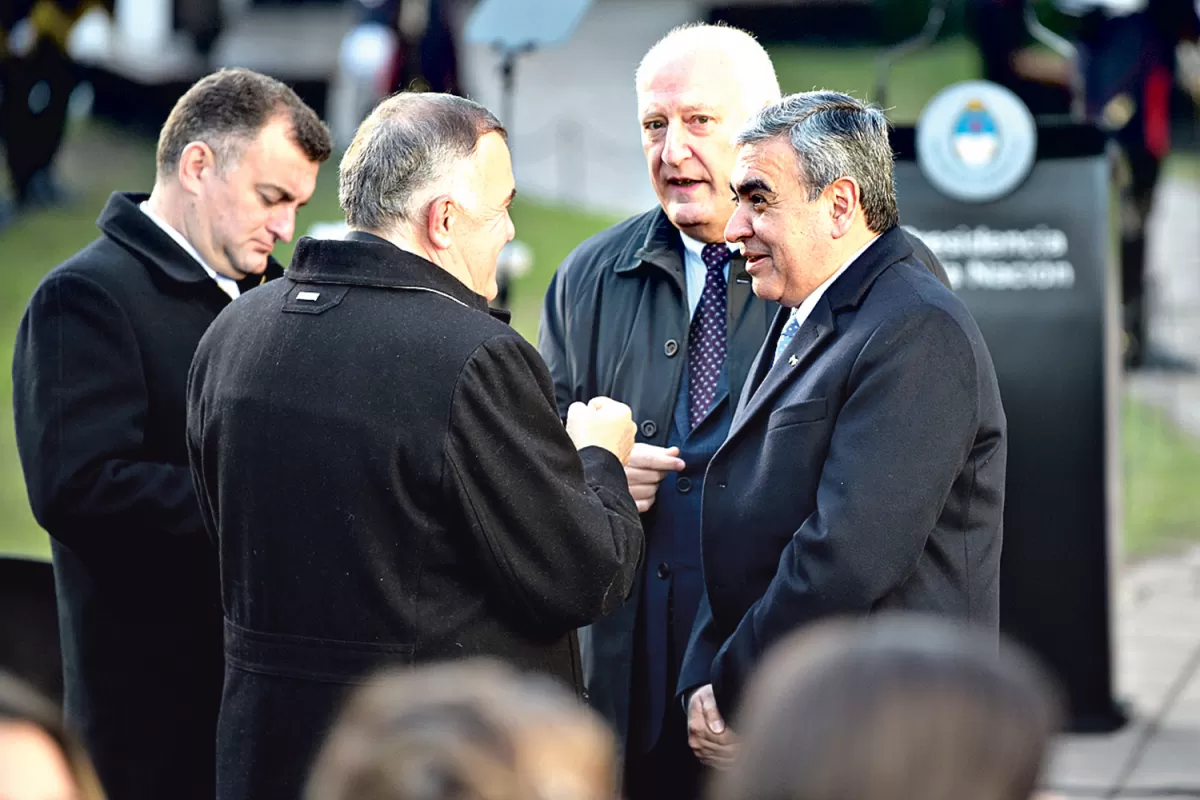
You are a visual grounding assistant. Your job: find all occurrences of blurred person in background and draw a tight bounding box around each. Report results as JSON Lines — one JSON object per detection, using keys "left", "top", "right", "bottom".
{"left": 968, "top": 0, "right": 1200, "bottom": 368}
{"left": 539, "top": 24, "right": 951, "bottom": 800}
{"left": 967, "top": 0, "right": 1075, "bottom": 117}
{"left": 353, "top": 0, "right": 461, "bottom": 95}
{"left": 709, "top": 615, "right": 1062, "bottom": 800}
{"left": 0, "top": 669, "right": 105, "bottom": 800}
{"left": 11, "top": 67, "right": 331, "bottom": 800}
{"left": 1055, "top": 0, "right": 1200, "bottom": 369}
{"left": 0, "top": 0, "right": 112, "bottom": 229}
{"left": 187, "top": 91, "right": 643, "bottom": 800}
{"left": 305, "top": 659, "right": 617, "bottom": 800}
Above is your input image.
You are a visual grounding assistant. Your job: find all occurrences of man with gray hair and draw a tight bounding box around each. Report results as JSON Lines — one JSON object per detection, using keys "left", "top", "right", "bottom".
{"left": 539, "top": 23, "right": 951, "bottom": 797}
{"left": 186, "top": 92, "right": 644, "bottom": 800}
{"left": 677, "top": 90, "right": 1006, "bottom": 769}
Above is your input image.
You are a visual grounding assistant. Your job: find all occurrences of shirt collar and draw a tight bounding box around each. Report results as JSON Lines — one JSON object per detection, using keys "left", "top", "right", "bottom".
{"left": 679, "top": 232, "right": 730, "bottom": 262}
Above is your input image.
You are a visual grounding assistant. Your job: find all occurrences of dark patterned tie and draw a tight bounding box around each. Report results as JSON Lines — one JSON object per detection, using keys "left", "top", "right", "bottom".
{"left": 688, "top": 243, "right": 730, "bottom": 429}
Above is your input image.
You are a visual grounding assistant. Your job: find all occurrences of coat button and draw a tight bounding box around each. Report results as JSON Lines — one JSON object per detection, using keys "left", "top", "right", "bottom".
{"left": 677, "top": 477, "right": 692, "bottom": 493}
{"left": 641, "top": 420, "right": 658, "bottom": 437}
{"left": 656, "top": 563, "right": 671, "bottom": 579}
{"left": 664, "top": 339, "right": 679, "bottom": 357}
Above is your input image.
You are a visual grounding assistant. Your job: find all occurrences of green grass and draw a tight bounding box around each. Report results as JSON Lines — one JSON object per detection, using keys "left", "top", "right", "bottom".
{"left": 1122, "top": 399, "right": 1200, "bottom": 560}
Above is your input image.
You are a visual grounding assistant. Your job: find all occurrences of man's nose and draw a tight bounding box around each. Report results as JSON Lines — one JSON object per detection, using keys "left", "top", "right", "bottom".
{"left": 661, "top": 121, "right": 691, "bottom": 167}
{"left": 725, "top": 203, "right": 751, "bottom": 243}
{"left": 268, "top": 208, "right": 297, "bottom": 244}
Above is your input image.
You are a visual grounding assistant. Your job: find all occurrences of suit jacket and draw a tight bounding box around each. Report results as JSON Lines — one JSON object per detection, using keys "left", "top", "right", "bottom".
{"left": 11, "top": 191, "right": 281, "bottom": 800}
{"left": 678, "top": 226, "right": 1006, "bottom": 717}
{"left": 187, "top": 233, "right": 644, "bottom": 800}
{"left": 539, "top": 209, "right": 954, "bottom": 748}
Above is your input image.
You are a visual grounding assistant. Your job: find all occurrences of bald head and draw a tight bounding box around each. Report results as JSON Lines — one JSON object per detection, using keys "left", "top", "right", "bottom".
{"left": 636, "top": 23, "right": 781, "bottom": 112}
{"left": 635, "top": 23, "right": 781, "bottom": 243}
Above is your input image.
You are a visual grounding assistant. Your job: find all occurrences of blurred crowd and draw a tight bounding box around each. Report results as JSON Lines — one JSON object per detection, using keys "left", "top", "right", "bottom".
{"left": 2, "top": 614, "right": 1063, "bottom": 800}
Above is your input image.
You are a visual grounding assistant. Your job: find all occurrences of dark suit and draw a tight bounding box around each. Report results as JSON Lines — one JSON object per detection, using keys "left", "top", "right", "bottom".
{"left": 679, "top": 226, "right": 1006, "bottom": 717}
{"left": 11, "top": 191, "right": 280, "bottom": 800}
{"left": 187, "top": 233, "right": 643, "bottom": 800}
{"left": 541, "top": 210, "right": 953, "bottom": 797}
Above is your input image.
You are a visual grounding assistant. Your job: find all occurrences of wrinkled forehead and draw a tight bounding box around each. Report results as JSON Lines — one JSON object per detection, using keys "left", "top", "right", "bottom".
{"left": 731, "top": 138, "right": 794, "bottom": 186}
{"left": 636, "top": 52, "right": 747, "bottom": 116}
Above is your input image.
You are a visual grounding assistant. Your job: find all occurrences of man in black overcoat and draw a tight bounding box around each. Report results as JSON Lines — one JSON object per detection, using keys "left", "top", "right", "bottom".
{"left": 12, "top": 68, "right": 332, "bottom": 800}
{"left": 186, "top": 92, "right": 645, "bottom": 800}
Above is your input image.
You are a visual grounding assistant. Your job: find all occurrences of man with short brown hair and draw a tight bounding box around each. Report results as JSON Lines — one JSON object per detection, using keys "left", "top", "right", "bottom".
{"left": 12, "top": 67, "right": 332, "bottom": 800}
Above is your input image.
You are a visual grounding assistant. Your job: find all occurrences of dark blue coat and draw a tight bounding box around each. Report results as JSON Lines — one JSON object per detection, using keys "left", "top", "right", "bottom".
{"left": 679, "top": 226, "right": 1006, "bottom": 717}
{"left": 540, "top": 210, "right": 955, "bottom": 746}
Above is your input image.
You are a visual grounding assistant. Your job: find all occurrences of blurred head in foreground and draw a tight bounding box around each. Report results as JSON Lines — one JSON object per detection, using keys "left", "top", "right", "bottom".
{"left": 0, "top": 670, "right": 105, "bottom": 800}
{"left": 711, "top": 614, "right": 1062, "bottom": 800}
{"left": 306, "top": 659, "right": 617, "bottom": 800}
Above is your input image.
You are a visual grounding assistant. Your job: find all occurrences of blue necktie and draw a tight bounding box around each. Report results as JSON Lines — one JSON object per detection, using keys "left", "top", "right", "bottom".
{"left": 773, "top": 310, "right": 801, "bottom": 366}
{"left": 688, "top": 244, "right": 730, "bottom": 429}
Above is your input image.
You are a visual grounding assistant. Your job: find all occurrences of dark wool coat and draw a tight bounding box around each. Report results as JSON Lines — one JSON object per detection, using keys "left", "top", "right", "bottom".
{"left": 12, "top": 191, "right": 282, "bottom": 800}
{"left": 679, "top": 226, "right": 1007, "bottom": 716}
{"left": 187, "top": 232, "right": 644, "bottom": 800}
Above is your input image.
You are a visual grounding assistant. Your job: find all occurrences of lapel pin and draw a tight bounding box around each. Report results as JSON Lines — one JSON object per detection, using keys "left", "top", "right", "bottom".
{"left": 788, "top": 354, "right": 800, "bottom": 367}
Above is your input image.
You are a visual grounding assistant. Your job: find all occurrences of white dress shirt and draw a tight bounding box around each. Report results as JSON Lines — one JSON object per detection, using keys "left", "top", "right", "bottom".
{"left": 139, "top": 201, "right": 240, "bottom": 301}
{"left": 679, "top": 232, "right": 731, "bottom": 319}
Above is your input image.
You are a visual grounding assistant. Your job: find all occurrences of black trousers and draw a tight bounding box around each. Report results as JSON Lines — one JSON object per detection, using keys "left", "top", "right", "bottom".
{"left": 624, "top": 581, "right": 706, "bottom": 800}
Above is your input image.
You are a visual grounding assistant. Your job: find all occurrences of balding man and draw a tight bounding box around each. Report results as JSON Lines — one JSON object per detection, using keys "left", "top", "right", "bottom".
{"left": 187, "top": 93, "right": 644, "bottom": 800}
{"left": 539, "top": 23, "right": 950, "bottom": 798}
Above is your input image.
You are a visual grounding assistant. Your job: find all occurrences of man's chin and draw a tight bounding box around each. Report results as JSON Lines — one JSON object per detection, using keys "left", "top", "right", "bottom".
{"left": 749, "top": 275, "right": 781, "bottom": 303}
{"left": 664, "top": 204, "right": 721, "bottom": 237}
{"left": 234, "top": 256, "right": 270, "bottom": 278}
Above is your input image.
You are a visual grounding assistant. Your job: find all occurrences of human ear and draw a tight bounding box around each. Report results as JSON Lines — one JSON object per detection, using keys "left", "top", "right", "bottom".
{"left": 826, "top": 177, "right": 860, "bottom": 239}
{"left": 177, "top": 141, "right": 216, "bottom": 195}
{"left": 426, "top": 195, "right": 456, "bottom": 251}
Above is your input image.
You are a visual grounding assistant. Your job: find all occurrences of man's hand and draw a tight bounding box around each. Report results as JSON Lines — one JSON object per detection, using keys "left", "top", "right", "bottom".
{"left": 686, "top": 684, "right": 739, "bottom": 770}
{"left": 625, "top": 443, "right": 686, "bottom": 513}
{"left": 566, "top": 397, "right": 636, "bottom": 465}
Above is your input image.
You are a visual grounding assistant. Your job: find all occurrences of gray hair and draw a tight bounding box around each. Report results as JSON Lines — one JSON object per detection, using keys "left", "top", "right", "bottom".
{"left": 735, "top": 91, "right": 899, "bottom": 233}
{"left": 635, "top": 22, "right": 781, "bottom": 110}
{"left": 338, "top": 93, "right": 506, "bottom": 233}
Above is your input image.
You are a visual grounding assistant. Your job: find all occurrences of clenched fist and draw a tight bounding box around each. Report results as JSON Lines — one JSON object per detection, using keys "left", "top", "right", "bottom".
{"left": 566, "top": 396, "right": 636, "bottom": 465}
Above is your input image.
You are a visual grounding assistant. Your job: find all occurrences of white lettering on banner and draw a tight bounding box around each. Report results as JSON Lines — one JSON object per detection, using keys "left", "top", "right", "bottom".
{"left": 905, "top": 225, "right": 1076, "bottom": 291}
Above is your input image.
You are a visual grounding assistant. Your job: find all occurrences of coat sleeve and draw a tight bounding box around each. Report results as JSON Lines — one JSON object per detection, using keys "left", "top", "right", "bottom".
{"left": 677, "top": 588, "right": 721, "bottom": 699}
{"left": 710, "top": 305, "right": 983, "bottom": 714}
{"left": 444, "top": 333, "right": 644, "bottom": 634}
{"left": 12, "top": 271, "right": 206, "bottom": 548}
